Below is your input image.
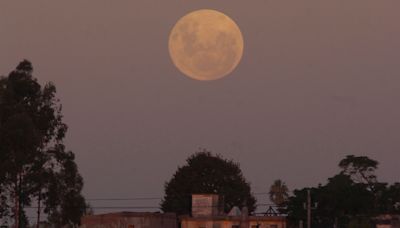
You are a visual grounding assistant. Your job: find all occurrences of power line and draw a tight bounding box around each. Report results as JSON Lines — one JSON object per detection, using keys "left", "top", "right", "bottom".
{"left": 24, "top": 206, "right": 160, "bottom": 209}
{"left": 85, "top": 192, "right": 277, "bottom": 201}
{"left": 24, "top": 203, "right": 277, "bottom": 209}
{"left": 87, "top": 197, "right": 161, "bottom": 201}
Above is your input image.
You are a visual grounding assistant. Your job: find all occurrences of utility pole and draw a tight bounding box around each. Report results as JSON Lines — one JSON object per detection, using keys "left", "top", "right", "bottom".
{"left": 307, "top": 189, "right": 311, "bottom": 228}
{"left": 299, "top": 220, "right": 303, "bottom": 228}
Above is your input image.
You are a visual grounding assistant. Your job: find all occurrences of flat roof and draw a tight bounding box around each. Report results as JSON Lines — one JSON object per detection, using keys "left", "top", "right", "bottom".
{"left": 180, "top": 215, "right": 286, "bottom": 222}
{"left": 83, "top": 212, "right": 176, "bottom": 219}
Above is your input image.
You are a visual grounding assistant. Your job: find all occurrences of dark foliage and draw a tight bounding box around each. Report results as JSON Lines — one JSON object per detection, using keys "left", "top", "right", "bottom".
{"left": 0, "top": 60, "right": 86, "bottom": 226}
{"left": 286, "top": 155, "right": 400, "bottom": 228}
{"left": 161, "top": 150, "right": 256, "bottom": 215}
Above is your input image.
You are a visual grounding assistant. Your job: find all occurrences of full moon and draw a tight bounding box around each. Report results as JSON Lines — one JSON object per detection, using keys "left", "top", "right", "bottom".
{"left": 169, "top": 9, "right": 244, "bottom": 81}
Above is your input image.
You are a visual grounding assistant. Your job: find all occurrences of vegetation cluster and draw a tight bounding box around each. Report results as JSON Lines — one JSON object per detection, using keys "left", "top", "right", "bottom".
{"left": 0, "top": 61, "right": 88, "bottom": 227}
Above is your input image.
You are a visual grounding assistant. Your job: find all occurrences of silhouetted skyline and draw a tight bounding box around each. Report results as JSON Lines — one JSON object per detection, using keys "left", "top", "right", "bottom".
{"left": 1, "top": 1, "right": 399, "bottom": 211}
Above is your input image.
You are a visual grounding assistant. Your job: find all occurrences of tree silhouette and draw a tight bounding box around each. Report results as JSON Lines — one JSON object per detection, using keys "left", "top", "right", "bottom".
{"left": 339, "top": 155, "right": 378, "bottom": 187}
{"left": 269, "top": 179, "right": 289, "bottom": 207}
{"left": 0, "top": 60, "right": 86, "bottom": 227}
{"left": 286, "top": 155, "right": 399, "bottom": 228}
{"left": 161, "top": 149, "right": 256, "bottom": 215}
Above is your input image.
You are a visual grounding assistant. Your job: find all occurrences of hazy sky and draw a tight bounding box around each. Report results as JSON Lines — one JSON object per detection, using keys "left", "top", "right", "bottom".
{"left": 1, "top": 1, "right": 400, "bottom": 212}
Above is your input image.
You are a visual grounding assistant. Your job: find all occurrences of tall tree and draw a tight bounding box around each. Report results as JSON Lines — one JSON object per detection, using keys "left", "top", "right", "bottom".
{"left": 0, "top": 60, "right": 86, "bottom": 227}
{"left": 286, "top": 175, "right": 375, "bottom": 228}
{"left": 269, "top": 179, "right": 289, "bottom": 207}
{"left": 339, "top": 155, "right": 378, "bottom": 187}
{"left": 286, "top": 155, "right": 393, "bottom": 228}
{"left": 161, "top": 150, "right": 256, "bottom": 215}
{"left": 0, "top": 60, "right": 49, "bottom": 226}
{"left": 45, "top": 146, "right": 87, "bottom": 226}
{"left": 315, "top": 174, "right": 374, "bottom": 227}
{"left": 339, "top": 155, "right": 384, "bottom": 214}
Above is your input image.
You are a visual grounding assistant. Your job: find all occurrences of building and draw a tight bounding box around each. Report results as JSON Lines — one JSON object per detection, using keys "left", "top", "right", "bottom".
{"left": 180, "top": 194, "right": 286, "bottom": 228}
{"left": 80, "top": 212, "right": 177, "bottom": 228}
{"left": 374, "top": 214, "right": 400, "bottom": 228}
